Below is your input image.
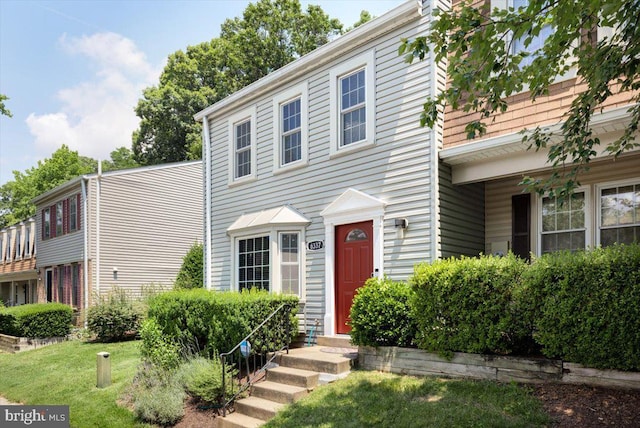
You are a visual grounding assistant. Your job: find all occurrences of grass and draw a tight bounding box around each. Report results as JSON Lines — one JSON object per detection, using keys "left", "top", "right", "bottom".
{"left": 264, "top": 370, "right": 550, "bottom": 428}
{"left": 0, "top": 340, "right": 148, "bottom": 428}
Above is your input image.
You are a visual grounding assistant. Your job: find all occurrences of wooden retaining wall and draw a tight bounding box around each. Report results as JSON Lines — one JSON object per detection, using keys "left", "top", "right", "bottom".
{"left": 359, "top": 346, "right": 640, "bottom": 390}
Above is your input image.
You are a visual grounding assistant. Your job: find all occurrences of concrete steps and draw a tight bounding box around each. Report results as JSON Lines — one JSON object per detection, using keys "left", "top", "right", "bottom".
{"left": 218, "top": 345, "right": 357, "bottom": 428}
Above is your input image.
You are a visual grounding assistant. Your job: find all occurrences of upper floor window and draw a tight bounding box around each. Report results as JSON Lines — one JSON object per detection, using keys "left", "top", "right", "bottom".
{"left": 273, "top": 83, "right": 308, "bottom": 172}
{"left": 24, "top": 226, "right": 31, "bottom": 257}
{"left": 599, "top": 181, "right": 640, "bottom": 246}
{"left": 509, "top": 0, "right": 554, "bottom": 67}
{"left": 540, "top": 191, "right": 588, "bottom": 254}
{"left": 329, "top": 51, "right": 375, "bottom": 157}
{"left": 56, "top": 201, "right": 64, "bottom": 236}
{"left": 228, "top": 107, "right": 257, "bottom": 184}
{"left": 15, "top": 230, "right": 21, "bottom": 259}
{"left": 5, "top": 235, "right": 11, "bottom": 262}
{"left": 43, "top": 208, "right": 51, "bottom": 240}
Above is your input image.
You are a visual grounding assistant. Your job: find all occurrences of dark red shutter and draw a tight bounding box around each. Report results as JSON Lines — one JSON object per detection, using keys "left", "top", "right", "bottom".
{"left": 42, "top": 209, "right": 46, "bottom": 240}
{"left": 77, "top": 194, "right": 82, "bottom": 231}
{"left": 63, "top": 199, "right": 69, "bottom": 235}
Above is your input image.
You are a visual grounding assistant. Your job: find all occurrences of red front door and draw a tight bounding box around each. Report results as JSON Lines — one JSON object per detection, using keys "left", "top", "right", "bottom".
{"left": 335, "top": 221, "right": 373, "bottom": 334}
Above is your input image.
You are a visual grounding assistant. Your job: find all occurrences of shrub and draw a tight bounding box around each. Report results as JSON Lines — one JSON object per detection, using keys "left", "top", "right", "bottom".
{"left": 410, "top": 254, "right": 530, "bottom": 355}
{"left": 139, "top": 318, "right": 182, "bottom": 370}
{"left": 349, "top": 277, "right": 417, "bottom": 347}
{"left": 524, "top": 244, "right": 640, "bottom": 370}
{"left": 178, "top": 356, "right": 237, "bottom": 403}
{"left": 130, "top": 365, "right": 185, "bottom": 425}
{"left": 87, "top": 288, "right": 145, "bottom": 342}
{"left": 175, "top": 242, "right": 204, "bottom": 289}
{"left": 146, "top": 288, "right": 298, "bottom": 359}
{"left": 0, "top": 303, "right": 72, "bottom": 338}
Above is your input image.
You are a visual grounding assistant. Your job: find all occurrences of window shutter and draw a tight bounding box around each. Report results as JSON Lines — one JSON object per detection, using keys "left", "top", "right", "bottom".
{"left": 63, "top": 199, "right": 69, "bottom": 235}
{"left": 77, "top": 194, "right": 82, "bottom": 231}
{"left": 51, "top": 205, "right": 57, "bottom": 238}
{"left": 41, "top": 209, "right": 46, "bottom": 240}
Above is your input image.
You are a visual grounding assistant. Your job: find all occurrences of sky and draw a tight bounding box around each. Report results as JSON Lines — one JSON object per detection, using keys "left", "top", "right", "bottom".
{"left": 0, "top": 0, "right": 404, "bottom": 186}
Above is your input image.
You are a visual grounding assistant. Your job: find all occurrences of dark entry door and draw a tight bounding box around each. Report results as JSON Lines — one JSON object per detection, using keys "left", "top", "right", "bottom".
{"left": 335, "top": 220, "right": 373, "bottom": 334}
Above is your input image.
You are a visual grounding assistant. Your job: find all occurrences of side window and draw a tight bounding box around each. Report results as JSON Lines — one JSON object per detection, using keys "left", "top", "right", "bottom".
{"left": 329, "top": 51, "right": 375, "bottom": 156}
{"left": 280, "top": 232, "right": 300, "bottom": 296}
{"left": 540, "top": 191, "right": 587, "bottom": 254}
{"left": 228, "top": 107, "right": 257, "bottom": 184}
{"left": 599, "top": 182, "right": 640, "bottom": 246}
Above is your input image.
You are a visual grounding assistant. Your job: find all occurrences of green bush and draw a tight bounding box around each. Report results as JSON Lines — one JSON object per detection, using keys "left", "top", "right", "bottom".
{"left": 349, "top": 277, "right": 417, "bottom": 347}
{"left": 139, "top": 318, "right": 183, "bottom": 370}
{"left": 87, "top": 288, "right": 145, "bottom": 342}
{"left": 178, "top": 356, "right": 237, "bottom": 403}
{"left": 410, "top": 254, "right": 530, "bottom": 355}
{"left": 146, "top": 288, "right": 298, "bottom": 359}
{"left": 0, "top": 303, "right": 72, "bottom": 338}
{"left": 524, "top": 244, "right": 640, "bottom": 370}
{"left": 175, "top": 242, "right": 204, "bottom": 289}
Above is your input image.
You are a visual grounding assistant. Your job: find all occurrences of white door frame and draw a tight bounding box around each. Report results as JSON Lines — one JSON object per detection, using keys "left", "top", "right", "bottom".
{"left": 320, "top": 188, "right": 386, "bottom": 336}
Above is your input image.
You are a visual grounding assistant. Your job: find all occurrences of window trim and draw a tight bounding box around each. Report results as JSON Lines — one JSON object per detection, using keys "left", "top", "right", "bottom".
{"left": 537, "top": 186, "right": 591, "bottom": 255}
{"left": 329, "top": 50, "right": 376, "bottom": 158}
{"left": 229, "top": 227, "right": 306, "bottom": 298}
{"left": 273, "top": 83, "right": 308, "bottom": 173}
{"left": 227, "top": 106, "right": 257, "bottom": 186}
{"left": 596, "top": 177, "right": 640, "bottom": 247}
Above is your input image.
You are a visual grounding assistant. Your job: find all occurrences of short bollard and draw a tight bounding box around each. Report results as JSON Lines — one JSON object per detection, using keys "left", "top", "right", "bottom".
{"left": 97, "top": 352, "right": 111, "bottom": 388}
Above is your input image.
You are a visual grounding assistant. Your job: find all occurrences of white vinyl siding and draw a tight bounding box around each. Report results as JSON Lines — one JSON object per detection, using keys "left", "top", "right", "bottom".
{"left": 204, "top": 6, "right": 438, "bottom": 336}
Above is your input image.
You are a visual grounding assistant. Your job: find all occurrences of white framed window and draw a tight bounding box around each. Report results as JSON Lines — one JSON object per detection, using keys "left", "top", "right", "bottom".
{"left": 56, "top": 201, "right": 63, "bottom": 236}
{"left": 5, "top": 232, "right": 11, "bottom": 262}
{"left": 69, "top": 196, "right": 77, "bottom": 231}
{"left": 538, "top": 189, "right": 590, "bottom": 254}
{"left": 273, "top": 83, "right": 308, "bottom": 172}
{"left": 598, "top": 179, "right": 640, "bottom": 247}
{"left": 510, "top": 0, "right": 553, "bottom": 67}
{"left": 279, "top": 232, "right": 301, "bottom": 296}
{"left": 15, "top": 230, "right": 21, "bottom": 260}
{"left": 228, "top": 106, "right": 257, "bottom": 185}
{"left": 238, "top": 235, "right": 271, "bottom": 291}
{"left": 329, "top": 50, "right": 375, "bottom": 157}
{"left": 43, "top": 207, "right": 51, "bottom": 240}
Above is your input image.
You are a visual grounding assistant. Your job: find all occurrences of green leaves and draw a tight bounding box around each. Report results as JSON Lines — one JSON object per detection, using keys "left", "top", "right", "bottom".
{"left": 403, "top": 0, "right": 639, "bottom": 197}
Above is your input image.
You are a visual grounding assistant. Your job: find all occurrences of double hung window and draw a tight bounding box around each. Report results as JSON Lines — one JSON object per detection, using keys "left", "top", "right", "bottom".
{"left": 540, "top": 191, "right": 587, "bottom": 253}
{"left": 599, "top": 182, "right": 640, "bottom": 246}
{"left": 228, "top": 107, "right": 257, "bottom": 184}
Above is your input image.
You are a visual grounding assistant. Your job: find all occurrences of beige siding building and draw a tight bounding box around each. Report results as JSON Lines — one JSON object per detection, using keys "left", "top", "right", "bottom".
{"left": 32, "top": 161, "right": 203, "bottom": 317}
{"left": 0, "top": 219, "right": 37, "bottom": 306}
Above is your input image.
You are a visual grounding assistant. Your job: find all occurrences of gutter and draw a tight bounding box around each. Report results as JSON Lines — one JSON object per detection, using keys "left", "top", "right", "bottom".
{"left": 80, "top": 178, "right": 89, "bottom": 327}
{"left": 203, "top": 117, "right": 213, "bottom": 290}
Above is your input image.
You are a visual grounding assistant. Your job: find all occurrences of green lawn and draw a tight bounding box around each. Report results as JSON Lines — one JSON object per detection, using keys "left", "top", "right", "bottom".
{"left": 0, "top": 340, "right": 148, "bottom": 428}
{"left": 264, "top": 370, "right": 550, "bottom": 428}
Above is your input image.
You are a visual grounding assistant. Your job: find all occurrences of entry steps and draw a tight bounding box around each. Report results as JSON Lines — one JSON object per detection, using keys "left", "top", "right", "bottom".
{"left": 219, "top": 336, "right": 356, "bottom": 428}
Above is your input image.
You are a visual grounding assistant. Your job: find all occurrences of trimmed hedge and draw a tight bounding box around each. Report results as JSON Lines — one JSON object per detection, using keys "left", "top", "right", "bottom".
{"left": 524, "top": 244, "right": 640, "bottom": 371}
{"left": 145, "top": 288, "right": 298, "bottom": 358}
{"left": 410, "top": 254, "right": 531, "bottom": 355}
{"left": 349, "top": 277, "right": 417, "bottom": 347}
{"left": 0, "top": 303, "right": 73, "bottom": 338}
{"left": 87, "top": 288, "right": 146, "bottom": 342}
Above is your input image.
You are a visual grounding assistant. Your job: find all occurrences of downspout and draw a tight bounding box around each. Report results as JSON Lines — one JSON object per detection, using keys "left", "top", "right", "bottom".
{"left": 81, "top": 178, "right": 89, "bottom": 327}
{"left": 202, "top": 116, "right": 213, "bottom": 289}
{"left": 428, "top": 0, "right": 442, "bottom": 262}
{"left": 96, "top": 160, "right": 102, "bottom": 297}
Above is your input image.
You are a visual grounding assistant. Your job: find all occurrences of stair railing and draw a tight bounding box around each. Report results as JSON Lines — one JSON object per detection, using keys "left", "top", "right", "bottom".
{"left": 220, "top": 302, "right": 293, "bottom": 417}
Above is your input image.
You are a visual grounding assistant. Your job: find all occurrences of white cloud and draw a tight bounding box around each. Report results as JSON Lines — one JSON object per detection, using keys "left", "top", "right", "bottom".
{"left": 26, "top": 32, "right": 161, "bottom": 160}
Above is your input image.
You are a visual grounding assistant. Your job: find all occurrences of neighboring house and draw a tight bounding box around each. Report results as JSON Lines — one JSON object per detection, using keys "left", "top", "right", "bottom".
{"left": 32, "top": 161, "right": 203, "bottom": 317}
{"left": 0, "top": 218, "right": 37, "bottom": 306}
{"left": 439, "top": 0, "right": 639, "bottom": 259}
{"left": 195, "top": 0, "right": 469, "bottom": 338}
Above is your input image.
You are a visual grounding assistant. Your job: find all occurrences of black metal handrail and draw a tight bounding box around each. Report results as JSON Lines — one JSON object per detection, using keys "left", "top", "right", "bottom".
{"left": 220, "top": 302, "right": 292, "bottom": 417}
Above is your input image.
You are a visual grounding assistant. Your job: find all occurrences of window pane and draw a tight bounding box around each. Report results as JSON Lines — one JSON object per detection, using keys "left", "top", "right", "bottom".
{"left": 238, "top": 236, "right": 270, "bottom": 291}
{"left": 346, "top": 228, "right": 368, "bottom": 241}
{"left": 280, "top": 233, "right": 299, "bottom": 296}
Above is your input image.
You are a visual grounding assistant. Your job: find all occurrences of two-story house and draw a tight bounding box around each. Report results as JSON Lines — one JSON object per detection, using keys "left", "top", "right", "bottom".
{"left": 0, "top": 218, "right": 37, "bottom": 306}
{"left": 32, "top": 161, "right": 203, "bottom": 318}
{"left": 195, "top": 0, "right": 482, "bottom": 338}
{"left": 439, "top": 0, "right": 639, "bottom": 259}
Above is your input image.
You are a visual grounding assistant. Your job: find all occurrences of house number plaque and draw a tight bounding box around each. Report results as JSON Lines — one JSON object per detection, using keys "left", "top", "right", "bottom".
{"left": 307, "top": 240, "right": 324, "bottom": 251}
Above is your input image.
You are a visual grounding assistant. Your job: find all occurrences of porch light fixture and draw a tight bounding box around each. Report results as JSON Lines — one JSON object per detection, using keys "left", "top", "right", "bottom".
{"left": 394, "top": 218, "right": 408, "bottom": 229}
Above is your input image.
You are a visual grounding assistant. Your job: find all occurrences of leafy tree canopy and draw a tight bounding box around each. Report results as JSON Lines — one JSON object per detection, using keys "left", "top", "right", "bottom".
{"left": 132, "top": 0, "right": 342, "bottom": 166}
{"left": 0, "top": 94, "right": 11, "bottom": 117}
{"left": 400, "top": 0, "right": 639, "bottom": 200}
{"left": 0, "top": 146, "right": 139, "bottom": 228}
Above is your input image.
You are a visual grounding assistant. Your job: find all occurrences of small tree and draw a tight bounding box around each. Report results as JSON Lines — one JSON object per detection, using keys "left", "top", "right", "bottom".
{"left": 175, "top": 242, "right": 204, "bottom": 289}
